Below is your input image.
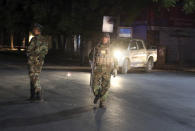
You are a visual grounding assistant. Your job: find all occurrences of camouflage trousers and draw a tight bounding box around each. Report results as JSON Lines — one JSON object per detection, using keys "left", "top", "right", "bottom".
{"left": 28, "top": 59, "right": 44, "bottom": 93}
{"left": 92, "top": 69, "right": 111, "bottom": 102}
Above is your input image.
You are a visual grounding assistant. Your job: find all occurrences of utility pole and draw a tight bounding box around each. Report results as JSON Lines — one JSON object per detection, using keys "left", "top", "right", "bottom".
{"left": 10, "top": 32, "right": 14, "bottom": 49}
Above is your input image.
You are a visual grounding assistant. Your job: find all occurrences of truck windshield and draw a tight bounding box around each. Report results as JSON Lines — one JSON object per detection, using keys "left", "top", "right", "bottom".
{"left": 111, "top": 39, "right": 129, "bottom": 49}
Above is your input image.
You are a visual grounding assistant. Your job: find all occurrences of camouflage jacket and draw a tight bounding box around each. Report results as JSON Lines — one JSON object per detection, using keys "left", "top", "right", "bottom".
{"left": 27, "top": 35, "right": 48, "bottom": 60}
{"left": 89, "top": 43, "right": 117, "bottom": 71}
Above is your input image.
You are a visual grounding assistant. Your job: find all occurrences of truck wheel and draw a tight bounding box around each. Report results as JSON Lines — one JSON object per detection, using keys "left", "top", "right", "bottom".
{"left": 146, "top": 58, "right": 154, "bottom": 72}
{"left": 121, "top": 59, "right": 129, "bottom": 74}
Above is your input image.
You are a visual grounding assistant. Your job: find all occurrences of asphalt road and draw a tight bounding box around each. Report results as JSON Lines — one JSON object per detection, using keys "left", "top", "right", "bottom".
{"left": 0, "top": 64, "right": 195, "bottom": 131}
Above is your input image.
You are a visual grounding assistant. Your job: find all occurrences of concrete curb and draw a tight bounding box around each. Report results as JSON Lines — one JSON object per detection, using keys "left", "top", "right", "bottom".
{"left": 155, "top": 65, "right": 195, "bottom": 73}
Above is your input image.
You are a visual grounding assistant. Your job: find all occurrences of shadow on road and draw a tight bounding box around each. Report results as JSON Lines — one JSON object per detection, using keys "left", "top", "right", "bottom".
{"left": 94, "top": 108, "right": 106, "bottom": 131}
{"left": 0, "top": 99, "right": 31, "bottom": 106}
{"left": 0, "top": 105, "right": 94, "bottom": 128}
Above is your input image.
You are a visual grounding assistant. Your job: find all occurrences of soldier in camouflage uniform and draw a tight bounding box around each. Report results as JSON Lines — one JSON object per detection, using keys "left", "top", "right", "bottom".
{"left": 27, "top": 24, "right": 48, "bottom": 101}
{"left": 89, "top": 33, "right": 117, "bottom": 108}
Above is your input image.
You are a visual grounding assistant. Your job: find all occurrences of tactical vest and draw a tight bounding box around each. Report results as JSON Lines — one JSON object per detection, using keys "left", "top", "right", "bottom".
{"left": 95, "top": 45, "right": 113, "bottom": 66}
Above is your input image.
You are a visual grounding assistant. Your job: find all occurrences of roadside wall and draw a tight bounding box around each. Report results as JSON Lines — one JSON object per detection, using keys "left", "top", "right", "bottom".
{"left": 159, "top": 27, "right": 195, "bottom": 65}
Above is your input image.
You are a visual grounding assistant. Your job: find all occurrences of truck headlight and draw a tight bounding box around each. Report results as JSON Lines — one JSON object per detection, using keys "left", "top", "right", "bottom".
{"left": 114, "top": 50, "right": 122, "bottom": 59}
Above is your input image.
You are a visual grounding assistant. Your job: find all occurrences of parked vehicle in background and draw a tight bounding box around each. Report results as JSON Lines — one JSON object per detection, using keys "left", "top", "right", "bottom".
{"left": 112, "top": 38, "right": 157, "bottom": 74}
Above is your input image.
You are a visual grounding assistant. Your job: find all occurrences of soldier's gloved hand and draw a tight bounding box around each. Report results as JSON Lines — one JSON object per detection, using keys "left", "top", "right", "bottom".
{"left": 38, "top": 56, "right": 44, "bottom": 61}
{"left": 89, "top": 60, "right": 92, "bottom": 64}
{"left": 89, "top": 60, "right": 93, "bottom": 68}
{"left": 112, "top": 68, "right": 118, "bottom": 77}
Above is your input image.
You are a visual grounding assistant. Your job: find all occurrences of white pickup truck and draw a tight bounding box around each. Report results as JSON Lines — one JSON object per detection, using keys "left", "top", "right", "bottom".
{"left": 112, "top": 38, "right": 157, "bottom": 74}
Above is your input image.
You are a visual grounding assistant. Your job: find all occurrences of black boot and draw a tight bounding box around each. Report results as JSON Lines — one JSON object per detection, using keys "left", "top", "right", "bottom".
{"left": 93, "top": 95, "right": 100, "bottom": 104}
{"left": 36, "top": 90, "right": 44, "bottom": 102}
{"left": 30, "top": 88, "right": 35, "bottom": 99}
{"left": 28, "top": 83, "right": 36, "bottom": 101}
{"left": 99, "top": 101, "right": 106, "bottom": 108}
{"left": 93, "top": 90, "right": 101, "bottom": 104}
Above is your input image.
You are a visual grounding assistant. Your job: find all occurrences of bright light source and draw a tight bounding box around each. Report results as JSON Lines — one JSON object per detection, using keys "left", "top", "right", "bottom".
{"left": 114, "top": 50, "right": 122, "bottom": 59}
{"left": 111, "top": 77, "right": 122, "bottom": 90}
{"left": 111, "top": 77, "right": 120, "bottom": 87}
{"left": 67, "top": 72, "right": 71, "bottom": 77}
{"left": 102, "top": 16, "right": 114, "bottom": 33}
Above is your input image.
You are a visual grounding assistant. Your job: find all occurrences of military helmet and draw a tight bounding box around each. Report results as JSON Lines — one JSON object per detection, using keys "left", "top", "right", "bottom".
{"left": 32, "top": 23, "right": 43, "bottom": 31}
